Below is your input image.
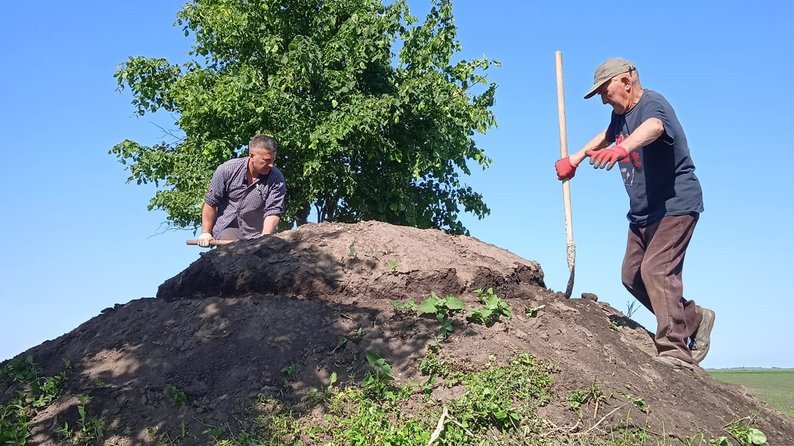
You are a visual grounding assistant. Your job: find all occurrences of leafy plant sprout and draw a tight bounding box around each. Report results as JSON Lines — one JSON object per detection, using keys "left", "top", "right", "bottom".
{"left": 417, "top": 292, "right": 466, "bottom": 340}
{"left": 468, "top": 288, "right": 511, "bottom": 326}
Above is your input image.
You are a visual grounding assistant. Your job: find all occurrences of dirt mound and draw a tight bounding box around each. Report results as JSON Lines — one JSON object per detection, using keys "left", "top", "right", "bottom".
{"left": 2, "top": 221, "right": 792, "bottom": 445}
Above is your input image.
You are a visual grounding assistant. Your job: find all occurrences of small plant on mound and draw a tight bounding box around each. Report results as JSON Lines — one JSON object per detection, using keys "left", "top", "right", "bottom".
{"left": 468, "top": 288, "right": 512, "bottom": 326}
{"left": 417, "top": 292, "right": 466, "bottom": 340}
{"left": 392, "top": 298, "right": 417, "bottom": 315}
{"left": 163, "top": 384, "right": 188, "bottom": 407}
{"left": 525, "top": 304, "right": 545, "bottom": 317}
{"left": 567, "top": 380, "right": 607, "bottom": 419}
{"left": 57, "top": 394, "right": 106, "bottom": 445}
{"left": 0, "top": 356, "right": 69, "bottom": 446}
{"left": 725, "top": 416, "right": 768, "bottom": 445}
{"left": 365, "top": 351, "right": 395, "bottom": 381}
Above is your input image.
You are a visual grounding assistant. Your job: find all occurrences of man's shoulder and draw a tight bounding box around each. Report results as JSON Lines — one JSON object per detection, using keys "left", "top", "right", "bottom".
{"left": 219, "top": 157, "right": 248, "bottom": 168}
{"left": 214, "top": 157, "right": 247, "bottom": 175}
{"left": 269, "top": 166, "right": 286, "bottom": 182}
{"left": 641, "top": 90, "right": 671, "bottom": 106}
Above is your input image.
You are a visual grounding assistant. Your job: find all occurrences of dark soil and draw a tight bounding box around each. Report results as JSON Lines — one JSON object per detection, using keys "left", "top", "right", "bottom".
{"left": 2, "top": 221, "right": 792, "bottom": 445}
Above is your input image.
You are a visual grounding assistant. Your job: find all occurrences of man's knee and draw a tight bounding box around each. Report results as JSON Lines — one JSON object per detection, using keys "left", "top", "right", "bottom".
{"left": 621, "top": 264, "right": 641, "bottom": 292}
{"left": 639, "top": 265, "right": 667, "bottom": 292}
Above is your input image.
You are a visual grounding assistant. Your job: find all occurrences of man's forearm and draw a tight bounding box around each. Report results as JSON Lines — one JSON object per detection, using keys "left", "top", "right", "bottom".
{"left": 201, "top": 203, "right": 217, "bottom": 234}
{"left": 571, "top": 130, "right": 609, "bottom": 166}
{"left": 262, "top": 215, "right": 281, "bottom": 235}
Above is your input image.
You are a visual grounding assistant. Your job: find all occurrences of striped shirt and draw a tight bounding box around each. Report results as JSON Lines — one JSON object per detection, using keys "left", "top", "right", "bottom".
{"left": 204, "top": 157, "right": 286, "bottom": 239}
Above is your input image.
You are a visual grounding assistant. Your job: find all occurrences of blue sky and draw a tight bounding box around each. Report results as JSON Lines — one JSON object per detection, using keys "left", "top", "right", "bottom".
{"left": 1, "top": 1, "right": 792, "bottom": 369}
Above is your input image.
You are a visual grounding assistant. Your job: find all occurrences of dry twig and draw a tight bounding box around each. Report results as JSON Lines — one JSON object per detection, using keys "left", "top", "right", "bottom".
{"left": 427, "top": 406, "right": 449, "bottom": 445}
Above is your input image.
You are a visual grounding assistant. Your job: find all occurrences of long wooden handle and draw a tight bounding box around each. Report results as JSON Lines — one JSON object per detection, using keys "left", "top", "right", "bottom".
{"left": 555, "top": 51, "right": 576, "bottom": 299}
{"left": 555, "top": 52, "right": 569, "bottom": 159}
{"left": 186, "top": 239, "right": 236, "bottom": 246}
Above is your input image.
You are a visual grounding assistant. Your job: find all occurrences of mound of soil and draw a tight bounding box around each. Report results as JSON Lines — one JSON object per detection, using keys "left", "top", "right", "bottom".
{"left": 2, "top": 221, "right": 792, "bottom": 445}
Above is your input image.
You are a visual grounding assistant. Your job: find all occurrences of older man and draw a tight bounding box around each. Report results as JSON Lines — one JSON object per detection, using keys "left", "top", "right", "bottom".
{"left": 197, "top": 134, "right": 286, "bottom": 246}
{"left": 555, "top": 58, "right": 715, "bottom": 370}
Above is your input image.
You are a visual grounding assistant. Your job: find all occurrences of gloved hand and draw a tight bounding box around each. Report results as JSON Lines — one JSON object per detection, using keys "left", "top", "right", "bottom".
{"left": 197, "top": 232, "right": 214, "bottom": 248}
{"left": 587, "top": 145, "right": 629, "bottom": 170}
{"left": 554, "top": 157, "right": 578, "bottom": 180}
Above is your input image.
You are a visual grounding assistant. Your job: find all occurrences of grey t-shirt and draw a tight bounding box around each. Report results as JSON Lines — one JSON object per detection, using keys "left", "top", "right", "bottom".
{"left": 607, "top": 90, "right": 703, "bottom": 226}
{"left": 204, "top": 157, "right": 286, "bottom": 239}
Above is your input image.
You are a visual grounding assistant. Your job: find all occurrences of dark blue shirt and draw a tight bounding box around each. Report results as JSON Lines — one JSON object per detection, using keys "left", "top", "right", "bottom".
{"left": 607, "top": 90, "right": 703, "bottom": 226}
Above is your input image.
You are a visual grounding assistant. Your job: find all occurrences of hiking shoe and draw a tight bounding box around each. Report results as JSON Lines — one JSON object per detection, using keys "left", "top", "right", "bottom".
{"left": 652, "top": 355, "right": 695, "bottom": 371}
{"left": 690, "top": 307, "right": 715, "bottom": 364}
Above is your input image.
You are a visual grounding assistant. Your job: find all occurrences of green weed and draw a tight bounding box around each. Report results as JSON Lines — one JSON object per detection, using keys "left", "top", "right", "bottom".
{"left": 525, "top": 304, "right": 545, "bottom": 317}
{"left": 392, "top": 298, "right": 417, "bottom": 314}
{"left": 365, "top": 351, "right": 395, "bottom": 381}
{"left": 468, "top": 288, "right": 512, "bottom": 326}
{"left": 163, "top": 384, "right": 188, "bottom": 407}
{"left": 57, "top": 394, "right": 105, "bottom": 445}
{"left": 0, "top": 356, "right": 68, "bottom": 445}
{"left": 332, "top": 335, "right": 348, "bottom": 353}
{"left": 625, "top": 300, "right": 639, "bottom": 319}
{"left": 417, "top": 292, "right": 466, "bottom": 340}
{"left": 725, "top": 416, "right": 767, "bottom": 445}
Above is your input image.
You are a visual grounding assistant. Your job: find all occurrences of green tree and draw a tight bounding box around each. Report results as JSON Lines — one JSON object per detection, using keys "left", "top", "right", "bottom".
{"left": 112, "top": 0, "right": 497, "bottom": 234}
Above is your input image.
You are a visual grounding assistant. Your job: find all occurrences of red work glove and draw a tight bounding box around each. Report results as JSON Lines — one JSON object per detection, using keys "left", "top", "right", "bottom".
{"left": 587, "top": 145, "right": 629, "bottom": 170}
{"left": 554, "top": 157, "right": 577, "bottom": 180}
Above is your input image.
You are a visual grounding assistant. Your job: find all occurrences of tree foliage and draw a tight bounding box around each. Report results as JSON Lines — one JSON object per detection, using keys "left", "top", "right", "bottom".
{"left": 112, "top": 0, "right": 498, "bottom": 234}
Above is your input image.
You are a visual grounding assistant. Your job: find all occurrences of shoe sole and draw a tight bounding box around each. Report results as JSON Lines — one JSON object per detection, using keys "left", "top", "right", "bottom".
{"left": 652, "top": 356, "right": 695, "bottom": 371}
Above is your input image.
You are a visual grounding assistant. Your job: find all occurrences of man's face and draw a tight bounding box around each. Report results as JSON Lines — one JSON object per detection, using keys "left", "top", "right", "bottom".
{"left": 597, "top": 72, "right": 631, "bottom": 114}
{"left": 249, "top": 147, "right": 276, "bottom": 176}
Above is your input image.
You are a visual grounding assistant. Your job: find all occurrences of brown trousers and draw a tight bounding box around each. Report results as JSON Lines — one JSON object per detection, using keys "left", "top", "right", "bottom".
{"left": 217, "top": 227, "right": 243, "bottom": 240}
{"left": 621, "top": 214, "right": 702, "bottom": 362}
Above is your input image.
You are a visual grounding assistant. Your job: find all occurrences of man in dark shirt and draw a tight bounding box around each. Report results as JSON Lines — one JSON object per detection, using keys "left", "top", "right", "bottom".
{"left": 554, "top": 58, "right": 715, "bottom": 370}
{"left": 197, "top": 134, "right": 286, "bottom": 247}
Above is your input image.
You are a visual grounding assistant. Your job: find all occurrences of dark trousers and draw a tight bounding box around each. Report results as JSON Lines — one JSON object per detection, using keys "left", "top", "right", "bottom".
{"left": 217, "top": 227, "right": 243, "bottom": 241}
{"left": 621, "top": 214, "right": 703, "bottom": 362}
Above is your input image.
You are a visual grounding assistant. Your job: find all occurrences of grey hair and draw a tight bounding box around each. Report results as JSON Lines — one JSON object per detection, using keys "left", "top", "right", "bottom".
{"left": 249, "top": 134, "right": 278, "bottom": 154}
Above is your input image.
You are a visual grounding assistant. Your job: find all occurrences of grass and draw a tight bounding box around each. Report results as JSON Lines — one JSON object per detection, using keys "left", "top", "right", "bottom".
{"left": 214, "top": 352, "right": 760, "bottom": 446}
{"left": 3, "top": 355, "right": 774, "bottom": 445}
{"left": 709, "top": 369, "right": 794, "bottom": 416}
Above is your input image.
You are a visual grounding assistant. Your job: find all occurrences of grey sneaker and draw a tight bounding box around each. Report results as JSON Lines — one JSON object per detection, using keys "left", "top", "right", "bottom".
{"left": 690, "top": 307, "right": 715, "bottom": 364}
{"left": 652, "top": 355, "right": 695, "bottom": 371}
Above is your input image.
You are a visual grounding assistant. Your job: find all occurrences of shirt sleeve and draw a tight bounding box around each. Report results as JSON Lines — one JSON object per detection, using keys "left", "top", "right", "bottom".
{"left": 639, "top": 97, "right": 675, "bottom": 145}
{"left": 204, "top": 164, "right": 228, "bottom": 207}
{"left": 263, "top": 172, "right": 287, "bottom": 217}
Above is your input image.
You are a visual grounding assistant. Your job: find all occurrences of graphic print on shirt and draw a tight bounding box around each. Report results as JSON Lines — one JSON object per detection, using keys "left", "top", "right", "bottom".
{"left": 614, "top": 133, "right": 642, "bottom": 186}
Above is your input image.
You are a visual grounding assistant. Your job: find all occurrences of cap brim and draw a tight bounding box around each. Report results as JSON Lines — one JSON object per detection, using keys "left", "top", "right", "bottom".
{"left": 584, "top": 80, "right": 609, "bottom": 99}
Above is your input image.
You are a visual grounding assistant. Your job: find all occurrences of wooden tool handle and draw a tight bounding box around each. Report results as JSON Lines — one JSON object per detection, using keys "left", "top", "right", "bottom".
{"left": 555, "top": 51, "right": 569, "bottom": 159}
{"left": 186, "top": 239, "right": 236, "bottom": 246}
{"left": 555, "top": 51, "right": 576, "bottom": 299}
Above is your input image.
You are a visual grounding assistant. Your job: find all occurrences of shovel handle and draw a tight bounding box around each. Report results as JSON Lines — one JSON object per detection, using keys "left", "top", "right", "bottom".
{"left": 555, "top": 51, "right": 576, "bottom": 298}
{"left": 186, "top": 239, "right": 236, "bottom": 246}
{"left": 555, "top": 52, "right": 569, "bottom": 159}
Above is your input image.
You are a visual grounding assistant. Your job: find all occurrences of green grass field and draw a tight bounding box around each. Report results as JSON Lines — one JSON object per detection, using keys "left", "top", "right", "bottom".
{"left": 709, "top": 369, "right": 794, "bottom": 416}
